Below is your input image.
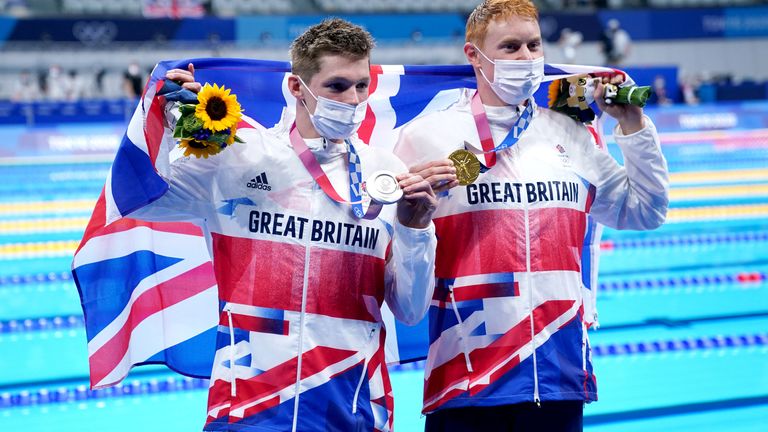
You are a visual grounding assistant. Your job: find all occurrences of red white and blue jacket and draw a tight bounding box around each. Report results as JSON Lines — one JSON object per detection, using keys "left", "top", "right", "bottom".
{"left": 394, "top": 90, "right": 669, "bottom": 413}
{"left": 132, "top": 114, "right": 437, "bottom": 431}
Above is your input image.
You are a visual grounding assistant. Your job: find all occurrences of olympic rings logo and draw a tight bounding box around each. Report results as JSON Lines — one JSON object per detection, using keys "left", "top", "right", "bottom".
{"left": 72, "top": 21, "right": 118, "bottom": 46}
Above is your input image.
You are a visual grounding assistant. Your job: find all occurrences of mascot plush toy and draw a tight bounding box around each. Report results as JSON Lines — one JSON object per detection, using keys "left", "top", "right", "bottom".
{"left": 548, "top": 74, "right": 651, "bottom": 123}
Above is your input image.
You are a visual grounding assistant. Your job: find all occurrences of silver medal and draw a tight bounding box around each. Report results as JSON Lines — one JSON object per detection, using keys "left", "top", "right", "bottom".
{"left": 364, "top": 170, "right": 403, "bottom": 204}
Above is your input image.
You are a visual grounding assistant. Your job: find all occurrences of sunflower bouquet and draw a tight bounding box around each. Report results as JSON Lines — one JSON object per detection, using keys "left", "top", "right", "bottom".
{"left": 174, "top": 83, "right": 244, "bottom": 159}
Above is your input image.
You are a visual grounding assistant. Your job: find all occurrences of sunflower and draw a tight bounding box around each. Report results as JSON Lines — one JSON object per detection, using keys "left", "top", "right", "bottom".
{"left": 178, "top": 138, "right": 223, "bottom": 159}
{"left": 226, "top": 126, "right": 238, "bottom": 145}
{"left": 547, "top": 80, "right": 562, "bottom": 108}
{"left": 195, "top": 83, "right": 242, "bottom": 132}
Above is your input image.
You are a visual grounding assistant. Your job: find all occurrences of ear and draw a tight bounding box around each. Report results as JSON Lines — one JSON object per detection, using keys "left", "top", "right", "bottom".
{"left": 287, "top": 75, "right": 303, "bottom": 99}
{"left": 464, "top": 42, "right": 481, "bottom": 69}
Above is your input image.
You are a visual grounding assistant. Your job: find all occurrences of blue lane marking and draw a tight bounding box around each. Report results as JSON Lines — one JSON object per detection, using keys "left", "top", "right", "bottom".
{"left": 0, "top": 376, "right": 209, "bottom": 409}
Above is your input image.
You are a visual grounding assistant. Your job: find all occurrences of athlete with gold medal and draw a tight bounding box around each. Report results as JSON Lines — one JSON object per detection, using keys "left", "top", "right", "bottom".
{"left": 394, "top": 1, "right": 669, "bottom": 431}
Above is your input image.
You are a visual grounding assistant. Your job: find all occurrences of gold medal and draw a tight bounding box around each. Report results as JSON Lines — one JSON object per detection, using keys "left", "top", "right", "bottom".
{"left": 448, "top": 149, "right": 481, "bottom": 186}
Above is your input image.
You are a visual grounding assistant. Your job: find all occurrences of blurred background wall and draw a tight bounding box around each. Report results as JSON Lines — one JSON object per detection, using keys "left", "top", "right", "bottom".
{"left": 1, "top": 0, "right": 767, "bottom": 108}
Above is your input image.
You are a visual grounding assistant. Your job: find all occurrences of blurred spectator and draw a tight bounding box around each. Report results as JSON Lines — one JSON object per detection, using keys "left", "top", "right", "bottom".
{"left": 95, "top": 67, "right": 108, "bottom": 97}
{"left": 45, "top": 64, "right": 68, "bottom": 101}
{"left": 600, "top": 18, "right": 631, "bottom": 66}
{"left": 10, "top": 70, "right": 41, "bottom": 102}
{"left": 680, "top": 74, "right": 701, "bottom": 106}
{"left": 123, "top": 61, "right": 145, "bottom": 99}
{"left": 142, "top": 0, "right": 205, "bottom": 18}
{"left": 557, "top": 27, "right": 582, "bottom": 64}
{"left": 2, "top": 0, "right": 30, "bottom": 17}
{"left": 411, "top": 29, "right": 424, "bottom": 43}
{"left": 65, "top": 70, "right": 86, "bottom": 101}
{"left": 652, "top": 74, "right": 672, "bottom": 106}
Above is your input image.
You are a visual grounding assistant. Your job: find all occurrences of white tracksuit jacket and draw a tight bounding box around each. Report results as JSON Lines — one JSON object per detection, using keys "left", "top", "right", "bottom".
{"left": 394, "top": 89, "right": 669, "bottom": 413}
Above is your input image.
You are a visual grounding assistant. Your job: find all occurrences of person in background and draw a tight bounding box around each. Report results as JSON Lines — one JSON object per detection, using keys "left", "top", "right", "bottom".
{"left": 557, "top": 27, "right": 582, "bottom": 64}
{"left": 10, "top": 69, "right": 42, "bottom": 102}
{"left": 45, "top": 64, "right": 68, "bottom": 101}
{"left": 394, "top": 1, "right": 669, "bottom": 430}
{"left": 123, "top": 61, "right": 145, "bottom": 99}
{"left": 601, "top": 18, "right": 631, "bottom": 66}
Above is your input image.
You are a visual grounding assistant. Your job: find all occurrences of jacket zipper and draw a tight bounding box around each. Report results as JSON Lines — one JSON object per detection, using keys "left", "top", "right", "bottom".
{"left": 225, "top": 306, "right": 236, "bottom": 397}
{"left": 291, "top": 182, "right": 316, "bottom": 432}
{"left": 352, "top": 326, "right": 378, "bottom": 414}
{"left": 524, "top": 202, "right": 540, "bottom": 405}
{"left": 448, "top": 287, "right": 474, "bottom": 373}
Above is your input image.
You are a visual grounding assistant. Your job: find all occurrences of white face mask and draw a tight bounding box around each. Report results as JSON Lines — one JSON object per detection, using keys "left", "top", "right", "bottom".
{"left": 298, "top": 76, "right": 368, "bottom": 140}
{"left": 475, "top": 47, "right": 545, "bottom": 105}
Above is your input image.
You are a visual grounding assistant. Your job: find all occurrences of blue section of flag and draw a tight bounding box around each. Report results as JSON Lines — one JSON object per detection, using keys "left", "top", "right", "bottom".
{"left": 110, "top": 137, "right": 170, "bottom": 217}
{"left": 75, "top": 250, "right": 182, "bottom": 338}
{"left": 144, "top": 326, "right": 218, "bottom": 378}
{"left": 217, "top": 197, "right": 256, "bottom": 216}
{"left": 582, "top": 217, "right": 597, "bottom": 290}
{"left": 157, "top": 57, "right": 291, "bottom": 129}
{"left": 392, "top": 65, "right": 475, "bottom": 128}
{"left": 394, "top": 316, "right": 429, "bottom": 362}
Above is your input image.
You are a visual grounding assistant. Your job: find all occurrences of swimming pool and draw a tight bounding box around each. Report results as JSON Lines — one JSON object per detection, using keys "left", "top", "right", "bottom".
{"left": 1, "top": 114, "right": 767, "bottom": 431}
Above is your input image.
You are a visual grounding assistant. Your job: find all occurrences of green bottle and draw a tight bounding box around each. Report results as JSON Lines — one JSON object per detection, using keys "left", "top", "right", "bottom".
{"left": 603, "top": 83, "right": 652, "bottom": 107}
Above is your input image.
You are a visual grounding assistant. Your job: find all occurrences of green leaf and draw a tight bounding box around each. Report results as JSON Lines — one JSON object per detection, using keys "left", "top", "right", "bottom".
{"left": 233, "top": 135, "right": 245, "bottom": 143}
{"left": 173, "top": 122, "right": 185, "bottom": 138}
{"left": 207, "top": 133, "right": 227, "bottom": 144}
{"left": 179, "top": 104, "right": 197, "bottom": 115}
{"left": 182, "top": 115, "right": 204, "bottom": 132}
{"left": 174, "top": 123, "right": 193, "bottom": 139}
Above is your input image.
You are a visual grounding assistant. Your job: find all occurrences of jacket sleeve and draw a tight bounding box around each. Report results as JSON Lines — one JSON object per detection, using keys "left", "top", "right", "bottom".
{"left": 127, "top": 101, "right": 222, "bottom": 223}
{"left": 383, "top": 219, "right": 437, "bottom": 326}
{"left": 586, "top": 116, "right": 670, "bottom": 230}
{"left": 128, "top": 155, "right": 220, "bottom": 223}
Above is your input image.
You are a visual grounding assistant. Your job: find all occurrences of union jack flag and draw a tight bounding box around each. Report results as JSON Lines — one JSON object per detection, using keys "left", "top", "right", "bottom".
{"left": 72, "top": 58, "right": 620, "bottom": 389}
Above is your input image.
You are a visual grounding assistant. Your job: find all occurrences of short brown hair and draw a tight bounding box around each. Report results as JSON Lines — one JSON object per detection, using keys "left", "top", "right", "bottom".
{"left": 466, "top": 0, "right": 539, "bottom": 45}
{"left": 290, "top": 18, "right": 375, "bottom": 82}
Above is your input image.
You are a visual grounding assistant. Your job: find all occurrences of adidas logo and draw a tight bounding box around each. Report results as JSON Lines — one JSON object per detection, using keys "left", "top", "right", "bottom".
{"left": 246, "top": 172, "right": 272, "bottom": 191}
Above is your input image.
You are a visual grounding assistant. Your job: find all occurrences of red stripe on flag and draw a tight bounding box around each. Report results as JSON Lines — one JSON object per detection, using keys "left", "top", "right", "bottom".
{"left": 101, "top": 218, "right": 202, "bottom": 238}
{"left": 307, "top": 247, "right": 385, "bottom": 322}
{"left": 76, "top": 189, "right": 108, "bottom": 254}
{"left": 452, "top": 282, "right": 519, "bottom": 303}
{"left": 358, "top": 65, "right": 382, "bottom": 145}
{"left": 206, "top": 384, "right": 233, "bottom": 424}
{"left": 423, "top": 299, "right": 575, "bottom": 409}
{"left": 433, "top": 207, "right": 586, "bottom": 278}
{"left": 212, "top": 234, "right": 386, "bottom": 321}
{"left": 433, "top": 209, "right": 525, "bottom": 278}
{"left": 226, "top": 345, "right": 357, "bottom": 418}
{"left": 219, "top": 313, "right": 290, "bottom": 336}
{"left": 144, "top": 81, "right": 166, "bottom": 165}
{"left": 88, "top": 261, "right": 217, "bottom": 387}
{"left": 212, "top": 234, "right": 304, "bottom": 312}
{"left": 587, "top": 125, "right": 604, "bottom": 150}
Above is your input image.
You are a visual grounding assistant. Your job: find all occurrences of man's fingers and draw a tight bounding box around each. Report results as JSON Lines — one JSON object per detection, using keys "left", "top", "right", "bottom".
{"left": 166, "top": 68, "right": 195, "bottom": 83}
{"left": 409, "top": 159, "right": 454, "bottom": 175}
{"left": 419, "top": 165, "right": 457, "bottom": 181}
{"left": 594, "top": 82, "right": 609, "bottom": 111}
{"left": 433, "top": 180, "right": 460, "bottom": 193}
{"left": 423, "top": 173, "right": 457, "bottom": 187}
{"left": 398, "top": 174, "right": 427, "bottom": 191}
{"left": 182, "top": 82, "right": 203, "bottom": 93}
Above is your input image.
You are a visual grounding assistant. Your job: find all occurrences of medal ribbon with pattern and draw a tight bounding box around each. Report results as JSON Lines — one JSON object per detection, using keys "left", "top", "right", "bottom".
{"left": 289, "top": 123, "right": 382, "bottom": 219}
{"left": 470, "top": 92, "right": 535, "bottom": 169}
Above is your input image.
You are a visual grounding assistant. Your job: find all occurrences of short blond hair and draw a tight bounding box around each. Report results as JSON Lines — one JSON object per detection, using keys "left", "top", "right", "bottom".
{"left": 290, "top": 18, "right": 375, "bottom": 82}
{"left": 466, "top": 0, "right": 540, "bottom": 45}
